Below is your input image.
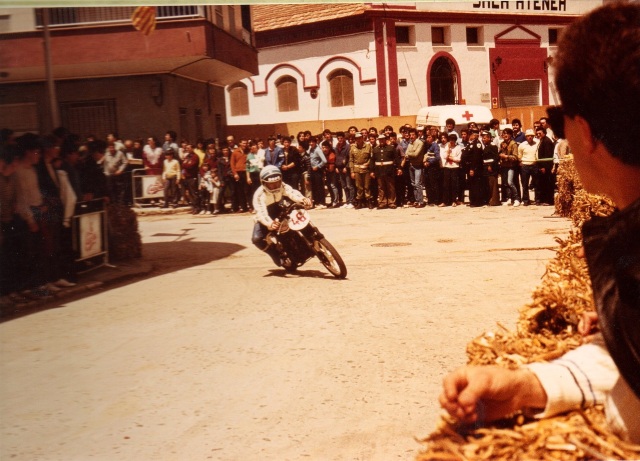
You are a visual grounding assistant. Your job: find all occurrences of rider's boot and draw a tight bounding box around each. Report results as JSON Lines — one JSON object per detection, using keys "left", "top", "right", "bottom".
{"left": 265, "top": 245, "right": 282, "bottom": 266}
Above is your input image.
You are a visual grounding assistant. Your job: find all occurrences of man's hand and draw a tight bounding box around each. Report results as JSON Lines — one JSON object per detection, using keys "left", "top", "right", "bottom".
{"left": 439, "top": 366, "right": 547, "bottom": 424}
{"left": 302, "top": 198, "right": 312, "bottom": 209}
{"left": 269, "top": 219, "right": 281, "bottom": 231}
{"left": 578, "top": 311, "right": 599, "bottom": 342}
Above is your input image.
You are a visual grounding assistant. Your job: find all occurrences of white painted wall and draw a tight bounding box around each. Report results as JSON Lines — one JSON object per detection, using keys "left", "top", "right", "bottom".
{"left": 228, "top": 32, "right": 379, "bottom": 125}
{"left": 226, "top": 1, "right": 603, "bottom": 126}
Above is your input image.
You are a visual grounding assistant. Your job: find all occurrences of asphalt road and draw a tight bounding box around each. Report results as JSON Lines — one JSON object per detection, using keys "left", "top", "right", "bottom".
{"left": 0, "top": 204, "right": 571, "bottom": 460}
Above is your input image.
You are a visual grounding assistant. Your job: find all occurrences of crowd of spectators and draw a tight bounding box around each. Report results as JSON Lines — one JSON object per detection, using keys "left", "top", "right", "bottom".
{"left": 0, "top": 116, "right": 568, "bottom": 303}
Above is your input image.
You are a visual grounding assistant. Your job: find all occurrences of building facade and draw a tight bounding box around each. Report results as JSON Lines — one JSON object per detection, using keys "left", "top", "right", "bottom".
{"left": 226, "top": 1, "right": 605, "bottom": 128}
{"left": 0, "top": 6, "right": 258, "bottom": 141}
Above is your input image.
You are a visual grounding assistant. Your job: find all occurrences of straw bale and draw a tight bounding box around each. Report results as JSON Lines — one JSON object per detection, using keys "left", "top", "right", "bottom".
{"left": 416, "top": 163, "right": 638, "bottom": 460}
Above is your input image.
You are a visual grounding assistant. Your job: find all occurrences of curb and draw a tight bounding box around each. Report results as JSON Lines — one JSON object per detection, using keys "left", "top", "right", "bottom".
{"left": 0, "top": 261, "right": 155, "bottom": 318}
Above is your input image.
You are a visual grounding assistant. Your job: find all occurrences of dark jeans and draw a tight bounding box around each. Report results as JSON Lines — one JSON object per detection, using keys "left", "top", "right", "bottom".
{"left": 232, "top": 173, "right": 250, "bottom": 211}
{"left": 442, "top": 168, "right": 459, "bottom": 206}
{"left": 164, "top": 177, "right": 178, "bottom": 206}
{"left": 520, "top": 164, "right": 537, "bottom": 204}
{"left": 337, "top": 168, "right": 354, "bottom": 204}
{"left": 425, "top": 165, "right": 441, "bottom": 205}
{"left": 310, "top": 168, "right": 325, "bottom": 206}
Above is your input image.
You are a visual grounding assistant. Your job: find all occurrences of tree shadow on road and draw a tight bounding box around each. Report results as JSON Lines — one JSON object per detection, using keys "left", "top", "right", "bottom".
{"left": 0, "top": 239, "right": 245, "bottom": 322}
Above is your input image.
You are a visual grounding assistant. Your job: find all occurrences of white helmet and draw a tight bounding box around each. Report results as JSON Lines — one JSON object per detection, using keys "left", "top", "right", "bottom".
{"left": 260, "top": 165, "right": 283, "bottom": 199}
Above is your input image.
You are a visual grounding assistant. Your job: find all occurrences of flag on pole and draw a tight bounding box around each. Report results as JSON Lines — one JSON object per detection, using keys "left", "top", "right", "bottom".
{"left": 131, "top": 6, "right": 156, "bottom": 36}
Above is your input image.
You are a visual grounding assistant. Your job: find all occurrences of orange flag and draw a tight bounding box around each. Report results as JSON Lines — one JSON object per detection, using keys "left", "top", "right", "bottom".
{"left": 131, "top": 6, "right": 156, "bottom": 36}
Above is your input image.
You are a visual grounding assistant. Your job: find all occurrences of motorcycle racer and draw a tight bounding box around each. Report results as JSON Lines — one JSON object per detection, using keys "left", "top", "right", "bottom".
{"left": 251, "top": 165, "right": 312, "bottom": 266}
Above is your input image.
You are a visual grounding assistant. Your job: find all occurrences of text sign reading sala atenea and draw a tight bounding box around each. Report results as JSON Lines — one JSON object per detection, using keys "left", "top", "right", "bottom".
{"left": 415, "top": 1, "right": 602, "bottom": 15}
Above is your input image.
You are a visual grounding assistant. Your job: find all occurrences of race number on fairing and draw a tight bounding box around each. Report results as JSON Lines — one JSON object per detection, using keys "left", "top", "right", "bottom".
{"left": 288, "top": 208, "right": 310, "bottom": 230}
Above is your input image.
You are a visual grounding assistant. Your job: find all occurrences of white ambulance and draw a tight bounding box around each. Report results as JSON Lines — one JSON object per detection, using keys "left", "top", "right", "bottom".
{"left": 415, "top": 105, "right": 495, "bottom": 132}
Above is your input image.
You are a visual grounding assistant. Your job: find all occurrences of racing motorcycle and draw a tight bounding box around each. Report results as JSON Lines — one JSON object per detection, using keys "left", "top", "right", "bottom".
{"left": 266, "top": 200, "right": 347, "bottom": 279}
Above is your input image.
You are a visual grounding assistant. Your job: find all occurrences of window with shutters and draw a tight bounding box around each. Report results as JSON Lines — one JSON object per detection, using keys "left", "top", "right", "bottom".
{"left": 228, "top": 82, "right": 249, "bottom": 116}
{"left": 276, "top": 76, "right": 299, "bottom": 112}
{"left": 432, "top": 26, "right": 448, "bottom": 45}
{"left": 498, "top": 80, "right": 541, "bottom": 108}
{"left": 328, "top": 69, "right": 354, "bottom": 107}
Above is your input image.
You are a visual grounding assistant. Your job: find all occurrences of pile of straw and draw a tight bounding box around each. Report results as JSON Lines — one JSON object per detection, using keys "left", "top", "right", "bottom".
{"left": 417, "top": 160, "right": 637, "bottom": 460}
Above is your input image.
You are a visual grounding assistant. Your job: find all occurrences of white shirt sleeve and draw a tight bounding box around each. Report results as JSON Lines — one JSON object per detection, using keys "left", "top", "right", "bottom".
{"left": 525, "top": 335, "right": 619, "bottom": 417}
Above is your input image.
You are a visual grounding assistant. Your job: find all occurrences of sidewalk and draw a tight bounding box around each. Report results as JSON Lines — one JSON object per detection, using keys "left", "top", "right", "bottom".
{"left": 0, "top": 259, "right": 155, "bottom": 318}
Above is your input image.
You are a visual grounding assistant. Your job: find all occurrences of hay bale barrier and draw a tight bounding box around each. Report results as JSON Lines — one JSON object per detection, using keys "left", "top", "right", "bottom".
{"left": 416, "top": 160, "right": 639, "bottom": 460}
{"left": 107, "top": 203, "right": 143, "bottom": 262}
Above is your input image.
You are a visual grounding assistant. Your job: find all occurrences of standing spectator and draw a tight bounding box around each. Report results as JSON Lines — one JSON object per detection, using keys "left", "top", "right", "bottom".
{"left": 321, "top": 141, "right": 339, "bottom": 208}
{"left": 463, "top": 129, "right": 485, "bottom": 207}
{"left": 423, "top": 133, "right": 442, "bottom": 206}
{"left": 217, "top": 146, "right": 234, "bottom": 213}
{"left": 80, "top": 140, "right": 108, "bottom": 202}
{"left": 512, "top": 118, "right": 526, "bottom": 143}
{"left": 246, "top": 140, "right": 262, "bottom": 202}
{"left": 256, "top": 139, "right": 266, "bottom": 169}
{"left": 371, "top": 134, "right": 399, "bottom": 209}
{"left": 552, "top": 135, "right": 570, "bottom": 186}
{"left": 481, "top": 130, "right": 501, "bottom": 206}
{"left": 539, "top": 116, "right": 555, "bottom": 141}
{"left": 499, "top": 128, "right": 521, "bottom": 206}
{"left": 143, "top": 137, "right": 163, "bottom": 175}
{"left": 308, "top": 137, "right": 327, "bottom": 209}
{"left": 439, "top": 134, "right": 462, "bottom": 207}
{"left": 0, "top": 144, "right": 24, "bottom": 301}
{"left": 390, "top": 131, "right": 406, "bottom": 208}
{"left": 194, "top": 139, "right": 206, "bottom": 167}
{"left": 230, "top": 139, "right": 250, "bottom": 212}
{"left": 518, "top": 129, "right": 539, "bottom": 206}
{"left": 349, "top": 133, "right": 373, "bottom": 209}
{"left": 161, "top": 148, "right": 180, "bottom": 208}
{"left": 225, "top": 135, "right": 237, "bottom": 150}
{"left": 405, "top": 128, "right": 426, "bottom": 208}
{"left": 335, "top": 131, "right": 353, "bottom": 208}
{"left": 535, "top": 127, "right": 555, "bottom": 206}
{"left": 103, "top": 141, "right": 128, "bottom": 205}
{"left": 162, "top": 130, "right": 179, "bottom": 155}
{"left": 280, "top": 137, "right": 301, "bottom": 191}
{"left": 181, "top": 143, "right": 200, "bottom": 214}
{"left": 297, "top": 143, "right": 312, "bottom": 200}
{"left": 264, "top": 136, "right": 284, "bottom": 168}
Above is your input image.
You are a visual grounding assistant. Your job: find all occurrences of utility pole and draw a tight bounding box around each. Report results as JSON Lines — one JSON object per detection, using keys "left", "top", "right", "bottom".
{"left": 42, "top": 8, "right": 60, "bottom": 129}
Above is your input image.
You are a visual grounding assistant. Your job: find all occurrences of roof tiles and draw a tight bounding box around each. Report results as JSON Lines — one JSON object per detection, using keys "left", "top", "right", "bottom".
{"left": 253, "top": 3, "right": 368, "bottom": 32}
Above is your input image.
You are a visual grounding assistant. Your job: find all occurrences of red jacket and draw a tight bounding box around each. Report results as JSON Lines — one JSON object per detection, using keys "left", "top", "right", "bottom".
{"left": 230, "top": 148, "right": 247, "bottom": 175}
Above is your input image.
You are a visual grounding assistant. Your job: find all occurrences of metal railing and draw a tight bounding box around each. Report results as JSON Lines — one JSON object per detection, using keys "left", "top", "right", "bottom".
{"left": 36, "top": 6, "right": 203, "bottom": 28}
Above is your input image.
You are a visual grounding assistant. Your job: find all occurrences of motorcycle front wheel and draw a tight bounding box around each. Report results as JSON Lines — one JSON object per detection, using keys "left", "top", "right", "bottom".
{"left": 314, "top": 238, "right": 347, "bottom": 279}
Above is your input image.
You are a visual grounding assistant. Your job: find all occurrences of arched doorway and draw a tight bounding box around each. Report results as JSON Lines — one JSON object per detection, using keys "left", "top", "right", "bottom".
{"left": 430, "top": 56, "right": 458, "bottom": 106}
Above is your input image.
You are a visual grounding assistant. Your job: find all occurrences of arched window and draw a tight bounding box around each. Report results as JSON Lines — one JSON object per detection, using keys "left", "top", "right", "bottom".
{"left": 228, "top": 82, "right": 249, "bottom": 116}
{"left": 430, "top": 57, "right": 458, "bottom": 106}
{"left": 328, "top": 69, "right": 354, "bottom": 107}
{"left": 276, "top": 76, "right": 299, "bottom": 112}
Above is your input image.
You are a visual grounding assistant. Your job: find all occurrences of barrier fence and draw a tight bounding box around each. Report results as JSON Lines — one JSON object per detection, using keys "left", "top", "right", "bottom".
{"left": 72, "top": 198, "right": 108, "bottom": 273}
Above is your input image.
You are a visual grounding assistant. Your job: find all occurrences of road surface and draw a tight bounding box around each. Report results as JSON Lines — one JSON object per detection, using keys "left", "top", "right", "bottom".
{"left": 1, "top": 204, "right": 570, "bottom": 460}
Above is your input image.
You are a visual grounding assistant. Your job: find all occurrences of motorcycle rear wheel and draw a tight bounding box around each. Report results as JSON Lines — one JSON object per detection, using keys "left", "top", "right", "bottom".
{"left": 314, "top": 238, "right": 347, "bottom": 279}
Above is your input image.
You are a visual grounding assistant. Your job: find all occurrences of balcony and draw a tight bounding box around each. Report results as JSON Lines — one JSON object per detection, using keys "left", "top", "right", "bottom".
{"left": 35, "top": 6, "right": 203, "bottom": 28}
{"left": 0, "top": 6, "right": 258, "bottom": 86}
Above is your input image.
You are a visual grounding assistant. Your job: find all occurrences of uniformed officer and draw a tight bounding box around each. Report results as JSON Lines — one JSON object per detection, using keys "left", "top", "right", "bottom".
{"left": 462, "top": 128, "right": 485, "bottom": 207}
{"left": 349, "top": 133, "right": 374, "bottom": 209}
{"left": 371, "top": 134, "right": 400, "bottom": 209}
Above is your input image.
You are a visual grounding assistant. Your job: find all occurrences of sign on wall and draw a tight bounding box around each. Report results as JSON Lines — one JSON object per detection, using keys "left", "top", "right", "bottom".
{"left": 416, "top": 1, "right": 602, "bottom": 15}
